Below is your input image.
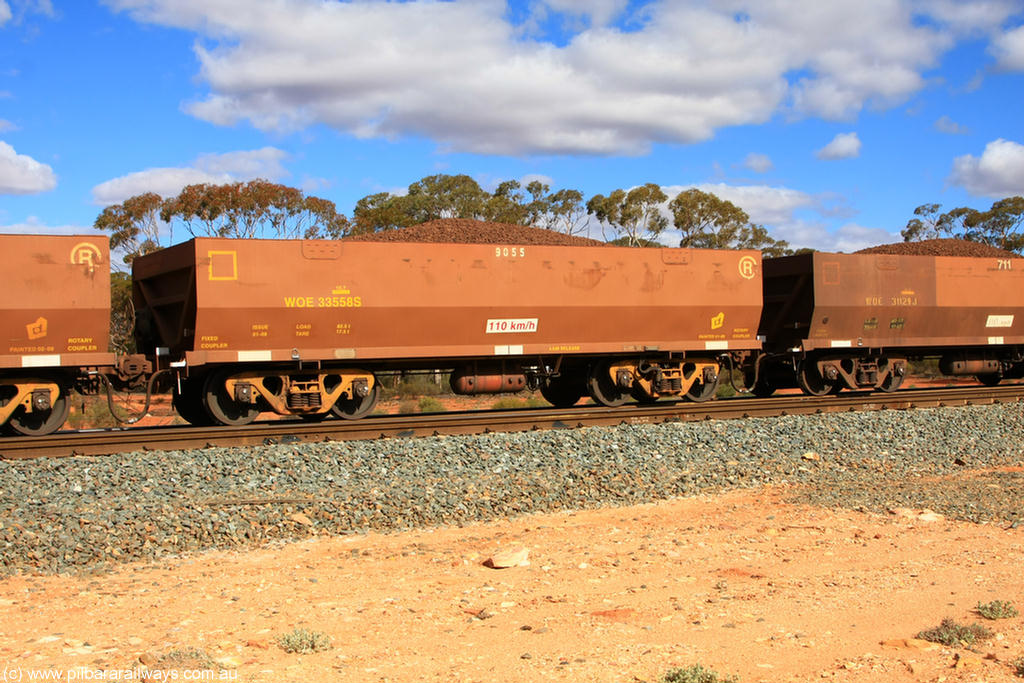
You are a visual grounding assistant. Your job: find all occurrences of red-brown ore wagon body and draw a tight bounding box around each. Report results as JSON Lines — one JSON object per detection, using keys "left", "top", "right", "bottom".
{"left": 133, "top": 238, "right": 763, "bottom": 424}
{"left": 756, "top": 251, "right": 1024, "bottom": 394}
{"left": 0, "top": 234, "right": 114, "bottom": 434}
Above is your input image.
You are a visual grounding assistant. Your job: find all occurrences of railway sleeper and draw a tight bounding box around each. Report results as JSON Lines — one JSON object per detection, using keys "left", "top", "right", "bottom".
{"left": 218, "top": 369, "right": 376, "bottom": 417}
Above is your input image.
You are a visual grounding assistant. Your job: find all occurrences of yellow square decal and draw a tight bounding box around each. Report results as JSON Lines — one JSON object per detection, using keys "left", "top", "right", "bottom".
{"left": 208, "top": 251, "right": 238, "bottom": 281}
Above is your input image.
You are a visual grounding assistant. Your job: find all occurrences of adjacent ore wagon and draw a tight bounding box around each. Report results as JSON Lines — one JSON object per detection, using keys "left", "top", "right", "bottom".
{"left": 0, "top": 234, "right": 115, "bottom": 435}
{"left": 133, "top": 238, "right": 764, "bottom": 425}
{"left": 755, "top": 251, "right": 1024, "bottom": 395}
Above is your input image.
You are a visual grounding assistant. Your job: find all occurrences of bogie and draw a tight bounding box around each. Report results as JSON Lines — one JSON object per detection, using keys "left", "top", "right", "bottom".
{"left": 591, "top": 358, "right": 723, "bottom": 406}
{"left": 191, "top": 367, "right": 379, "bottom": 425}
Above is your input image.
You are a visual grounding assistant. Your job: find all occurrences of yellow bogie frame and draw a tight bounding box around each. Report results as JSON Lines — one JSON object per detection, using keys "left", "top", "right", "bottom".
{"left": 0, "top": 380, "right": 62, "bottom": 425}
{"left": 607, "top": 360, "right": 720, "bottom": 401}
{"left": 220, "top": 370, "right": 376, "bottom": 416}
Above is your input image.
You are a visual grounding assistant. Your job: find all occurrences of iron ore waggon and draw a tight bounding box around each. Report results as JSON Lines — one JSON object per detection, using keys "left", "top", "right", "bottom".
{"left": 131, "top": 238, "right": 764, "bottom": 425}
{"left": 6, "top": 227, "right": 1024, "bottom": 438}
{"left": 1, "top": 235, "right": 116, "bottom": 435}
{"left": 754, "top": 251, "right": 1024, "bottom": 395}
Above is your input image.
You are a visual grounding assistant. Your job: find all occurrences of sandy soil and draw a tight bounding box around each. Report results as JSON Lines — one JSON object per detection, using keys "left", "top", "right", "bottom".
{"left": 1, "top": 485, "right": 1022, "bottom": 683}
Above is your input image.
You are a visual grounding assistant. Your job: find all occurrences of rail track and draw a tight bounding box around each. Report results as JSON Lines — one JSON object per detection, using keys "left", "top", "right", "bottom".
{"left": 2, "top": 384, "right": 1023, "bottom": 460}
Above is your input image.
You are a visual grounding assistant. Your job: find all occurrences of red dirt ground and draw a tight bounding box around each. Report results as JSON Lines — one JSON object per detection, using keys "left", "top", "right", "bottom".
{"left": 1, "top": 486, "right": 1022, "bottom": 682}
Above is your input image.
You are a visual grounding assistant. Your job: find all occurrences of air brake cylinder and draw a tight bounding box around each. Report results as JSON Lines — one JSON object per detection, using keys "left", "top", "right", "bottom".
{"left": 939, "top": 355, "right": 1001, "bottom": 375}
{"left": 450, "top": 366, "right": 527, "bottom": 394}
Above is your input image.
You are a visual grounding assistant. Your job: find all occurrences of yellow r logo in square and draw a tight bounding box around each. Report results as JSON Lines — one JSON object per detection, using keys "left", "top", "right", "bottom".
{"left": 27, "top": 317, "right": 48, "bottom": 340}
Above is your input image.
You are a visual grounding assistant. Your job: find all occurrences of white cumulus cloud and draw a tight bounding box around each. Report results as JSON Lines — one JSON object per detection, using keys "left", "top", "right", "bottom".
{"left": 990, "top": 24, "right": 1024, "bottom": 70}
{"left": 655, "top": 182, "right": 897, "bottom": 252}
{"left": 689, "top": 183, "right": 817, "bottom": 226}
{"left": 816, "top": 132, "right": 862, "bottom": 160}
{"left": 0, "top": 140, "right": 56, "bottom": 195}
{"left": 934, "top": 115, "right": 969, "bottom": 135}
{"left": 742, "top": 153, "right": 774, "bottom": 173}
{"left": 0, "top": 216, "right": 98, "bottom": 236}
{"left": 0, "top": 0, "right": 55, "bottom": 24}
{"left": 917, "top": 0, "right": 1022, "bottom": 35}
{"left": 830, "top": 223, "right": 902, "bottom": 252}
{"left": 191, "top": 147, "right": 288, "bottom": 179}
{"left": 91, "top": 147, "right": 289, "bottom": 205}
{"left": 752, "top": 218, "right": 898, "bottom": 253}
{"left": 949, "top": 138, "right": 1024, "bottom": 197}
{"left": 102, "top": 0, "right": 1006, "bottom": 156}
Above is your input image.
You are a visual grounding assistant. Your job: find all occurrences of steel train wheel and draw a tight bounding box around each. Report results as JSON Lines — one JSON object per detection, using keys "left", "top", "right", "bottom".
{"left": 685, "top": 371, "right": 719, "bottom": 402}
{"left": 173, "top": 376, "right": 214, "bottom": 426}
{"left": 203, "top": 370, "right": 260, "bottom": 426}
{"left": 3, "top": 388, "right": 70, "bottom": 436}
{"left": 796, "top": 360, "right": 836, "bottom": 397}
{"left": 630, "top": 385, "right": 659, "bottom": 404}
{"left": 331, "top": 382, "right": 380, "bottom": 419}
{"left": 878, "top": 370, "right": 905, "bottom": 392}
{"left": 977, "top": 372, "right": 1002, "bottom": 386}
{"left": 540, "top": 374, "right": 585, "bottom": 408}
{"left": 0, "top": 391, "right": 11, "bottom": 435}
{"left": 587, "top": 363, "right": 628, "bottom": 407}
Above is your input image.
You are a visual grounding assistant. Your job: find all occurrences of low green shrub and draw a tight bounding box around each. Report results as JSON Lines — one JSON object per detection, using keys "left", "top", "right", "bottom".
{"left": 418, "top": 396, "right": 446, "bottom": 413}
{"left": 977, "top": 599, "right": 1018, "bottom": 620}
{"left": 66, "top": 396, "right": 119, "bottom": 429}
{"left": 1010, "top": 656, "right": 1024, "bottom": 677}
{"left": 275, "top": 628, "right": 331, "bottom": 654}
{"left": 390, "top": 374, "right": 448, "bottom": 398}
{"left": 661, "top": 664, "right": 739, "bottom": 683}
{"left": 491, "top": 395, "right": 550, "bottom": 410}
{"left": 916, "top": 618, "right": 993, "bottom": 647}
{"left": 158, "top": 648, "right": 217, "bottom": 669}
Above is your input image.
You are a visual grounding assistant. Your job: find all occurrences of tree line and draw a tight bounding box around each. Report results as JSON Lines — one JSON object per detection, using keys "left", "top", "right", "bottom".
{"left": 95, "top": 174, "right": 792, "bottom": 263}
{"left": 352, "top": 176, "right": 589, "bottom": 236}
{"left": 95, "top": 174, "right": 1024, "bottom": 265}
{"left": 902, "top": 197, "right": 1024, "bottom": 253}
{"left": 95, "top": 180, "right": 350, "bottom": 264}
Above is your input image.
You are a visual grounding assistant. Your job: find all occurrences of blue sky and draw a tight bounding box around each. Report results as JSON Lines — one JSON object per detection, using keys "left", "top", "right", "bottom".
{"left": 1, "top": 0, "right": 1023, "bottom": 251}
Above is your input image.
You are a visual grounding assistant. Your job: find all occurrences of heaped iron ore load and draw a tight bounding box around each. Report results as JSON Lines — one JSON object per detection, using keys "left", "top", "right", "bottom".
{"left": 131, "top": 236, "right": 764, "bottom": 425}
{"left": 0, "top": 234, "right": 115, "bottom": 435}
{"left": 755, "top": 250, "right": 1024, "bottom": 395}
{"left": 347, "top": 218, "right": 607, "bottom": 246}
{"left": 856, "top": 238, "right": 1023, "bottom": 259}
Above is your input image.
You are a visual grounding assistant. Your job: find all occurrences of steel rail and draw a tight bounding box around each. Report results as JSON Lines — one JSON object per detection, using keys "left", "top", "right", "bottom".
{"left": 2, "top": 385, "right": 1023, "bottom": 460}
